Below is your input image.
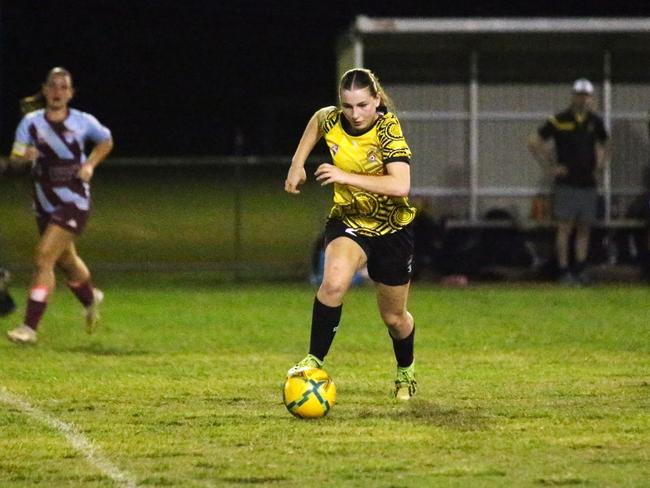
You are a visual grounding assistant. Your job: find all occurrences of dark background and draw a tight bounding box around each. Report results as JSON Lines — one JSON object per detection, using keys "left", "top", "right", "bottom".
{"left": 2, "top": 1, "right": 649, "bottom": 157}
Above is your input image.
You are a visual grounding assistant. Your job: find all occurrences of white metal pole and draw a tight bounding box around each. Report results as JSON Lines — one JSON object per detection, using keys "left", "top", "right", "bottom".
{"left": 469, "top": 50, "right": 479, "bottom": 222}
{"left": 353, "top": 34, "right": 364, "bottom": 68}
{"left": 603, "top": 50, "right": 612, "bottom": 223}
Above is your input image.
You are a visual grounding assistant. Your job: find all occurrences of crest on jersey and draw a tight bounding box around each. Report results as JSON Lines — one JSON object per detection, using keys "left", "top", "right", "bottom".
{"left": 330, "top": 144, "right": 339, "bottom": 156}
{"left": 366, "top": 148, "right": 379, "bottom": 164}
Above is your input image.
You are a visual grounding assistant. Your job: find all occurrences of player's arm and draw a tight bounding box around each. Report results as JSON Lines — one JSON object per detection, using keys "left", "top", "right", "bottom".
{"left": 9, "top": 117, "right": 39, "bottom": 167}
{"left": 77, "top": 138, "right": 113, "bottom": 183}
{"left": 315, "top": 161, "right": 411, "bottom": 198}
{"left": 9, "top": 142, "right": 39, "bottom": 163}
{"left": 285, "top": 107, "right": 331, "bottom": 195}
{"left": 595, "top": 140, "right": 610, "bottom": 174}
{"left": 7, "top": 143, "right": 39, "bottom": 175}
{"left": 527, "top": 131, "right": 565, "bottom": 177}
{"left": 594, "top": 119, "right": 611, "bottom": 174}
{"left": 527, "top": 132, "right": 552, "bottom": 168}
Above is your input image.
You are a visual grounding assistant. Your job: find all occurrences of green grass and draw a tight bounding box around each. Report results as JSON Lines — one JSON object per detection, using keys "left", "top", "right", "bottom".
{"left": 1, "top": 277, "right": 649, "bottom": 487}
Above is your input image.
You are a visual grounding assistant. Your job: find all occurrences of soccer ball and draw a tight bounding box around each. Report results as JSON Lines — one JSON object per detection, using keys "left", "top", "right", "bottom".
{"left": 283, "top": 367, "right": 336, "bottom": 419}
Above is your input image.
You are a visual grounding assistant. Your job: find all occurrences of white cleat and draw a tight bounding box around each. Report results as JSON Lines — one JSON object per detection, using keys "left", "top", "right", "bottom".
{"left": 7, "top": 324, "right": 38, "bottom": 345}
{"left": 85, "top": 289, "right": 104, "bottom": 334}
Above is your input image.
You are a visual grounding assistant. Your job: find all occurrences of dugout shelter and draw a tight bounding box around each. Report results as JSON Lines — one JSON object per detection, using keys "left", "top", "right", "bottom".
{"left": 338, "top": 17, "right": 650, "bottom": 226}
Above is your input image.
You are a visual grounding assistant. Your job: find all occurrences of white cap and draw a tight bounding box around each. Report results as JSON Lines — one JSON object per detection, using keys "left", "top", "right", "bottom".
{"left": 572, "top": 78, "right": 594, "bottom": 95}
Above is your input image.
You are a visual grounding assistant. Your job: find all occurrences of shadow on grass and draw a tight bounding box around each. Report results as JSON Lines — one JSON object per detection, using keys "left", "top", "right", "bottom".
{"left": 219, "top": 476, "right": 289, "bottom": 485}
{"left": 353, "top": 400, "right": 489, "bottom": 431}
{"left": 60, "top": 342, "right": 150, "bottom": 356}
{"left": 536, "top": 476, "right": 590, "bottom": 485}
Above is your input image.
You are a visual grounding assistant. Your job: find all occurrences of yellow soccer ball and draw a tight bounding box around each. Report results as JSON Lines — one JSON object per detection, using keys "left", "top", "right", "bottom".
{"left": 283, "top": 367, "right": 336, "bottom": 419}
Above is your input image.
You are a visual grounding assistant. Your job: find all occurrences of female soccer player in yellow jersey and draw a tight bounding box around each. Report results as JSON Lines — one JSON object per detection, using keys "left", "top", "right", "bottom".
{"left": 285, "top": 68, "right": 417, "bottom": 400}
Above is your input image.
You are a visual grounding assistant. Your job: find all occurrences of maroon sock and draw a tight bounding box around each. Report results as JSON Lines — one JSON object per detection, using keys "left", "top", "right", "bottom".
{"left": 67, "top": 281, "right": 94, "bottom": 307}
{"left": 24, "top": 286, "right": 50, "bottom": 331}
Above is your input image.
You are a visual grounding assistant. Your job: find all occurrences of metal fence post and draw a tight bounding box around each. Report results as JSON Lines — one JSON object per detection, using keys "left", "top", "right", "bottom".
{"left": 469, "top": 50, "right": 479, "bottom": 222}
{"left": 603, "top": 50, "right": 612, "bottom": 224}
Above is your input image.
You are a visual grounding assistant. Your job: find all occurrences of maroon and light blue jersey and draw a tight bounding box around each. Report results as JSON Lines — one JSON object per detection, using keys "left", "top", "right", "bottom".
{"left": 11, "top": 109, "right": 111, "bottom": 230}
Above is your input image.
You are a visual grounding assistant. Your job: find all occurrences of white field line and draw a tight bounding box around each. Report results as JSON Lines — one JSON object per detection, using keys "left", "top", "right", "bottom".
{"left": 0, "top": 387, "right": 138, "bottom": 488}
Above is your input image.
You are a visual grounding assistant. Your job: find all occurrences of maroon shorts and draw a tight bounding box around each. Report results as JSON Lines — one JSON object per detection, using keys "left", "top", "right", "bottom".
{"left": 36, "top": 204, "right": 90, "bottom": 235}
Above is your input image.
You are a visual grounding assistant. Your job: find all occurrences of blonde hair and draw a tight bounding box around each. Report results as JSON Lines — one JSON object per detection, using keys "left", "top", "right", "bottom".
{"left": 339, "top": 68, "right": 394, "bottom": 113}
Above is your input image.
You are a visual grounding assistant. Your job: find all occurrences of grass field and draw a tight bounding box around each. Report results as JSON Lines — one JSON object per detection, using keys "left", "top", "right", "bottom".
{"left": 1, "top": 275, "right": 649, "bottom": 487}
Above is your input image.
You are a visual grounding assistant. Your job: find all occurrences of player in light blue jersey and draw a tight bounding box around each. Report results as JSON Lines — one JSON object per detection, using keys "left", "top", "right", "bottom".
{"left": 6, "top": 67, "right": 113, "bottom": 344}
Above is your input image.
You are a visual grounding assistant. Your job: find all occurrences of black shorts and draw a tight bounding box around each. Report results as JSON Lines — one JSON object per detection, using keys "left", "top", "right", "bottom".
{"left": 324, "top": 218, "right": 414, "bottom": 286}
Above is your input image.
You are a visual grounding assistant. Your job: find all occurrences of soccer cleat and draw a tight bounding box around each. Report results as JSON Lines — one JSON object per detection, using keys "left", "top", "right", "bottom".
{"left": 394, "top": 362, "right": 417, "bottom": 400}
{"left": 287, "top": 354, "right": 323, "bottom": 377}
{"left": 7, "top": 324, "right": 38, "bottom": 345}
{"left": 84, "top": 288, "right": 104, "bottom": 334}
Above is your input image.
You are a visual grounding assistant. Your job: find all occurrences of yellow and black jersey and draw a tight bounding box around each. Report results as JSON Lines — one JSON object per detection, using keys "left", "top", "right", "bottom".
{"left": 317, "top": 106, "right": 416, "bottom": 237}
{"left": 538, "top": 108, "right": 609, "bottom": 188}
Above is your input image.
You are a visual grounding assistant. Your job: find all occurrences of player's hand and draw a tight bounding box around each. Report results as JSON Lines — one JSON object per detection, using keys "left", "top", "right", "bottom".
{"left": 77, "top": 164, "right": 94, "bottom": 183}
{"left": 315, "top": 163, "right": 347, "bottom": 186}
{"left": 285, "top": 165, "right": 307, "bottom": 194}
{"left": 593, "top": 165, "right": 606, "bottom": 184}
{"left": 551, "top": 164, "right": 568, "bottom": 177}
{"left": 24, "top": 146, "right": 40, "bottom": 161}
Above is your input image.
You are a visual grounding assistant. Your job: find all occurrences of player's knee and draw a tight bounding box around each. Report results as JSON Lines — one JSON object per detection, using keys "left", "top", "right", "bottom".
{"left": 381, "top": 310, "right": 413, "bottom": 337}
{"left": 56, "top": 257, "right": 74, "bottom": 274}
{"left": 381, "top": 309, "right": 408, "bottom": 330}
{"left": 318, "top": 279, "right": 348, "bottom": 302}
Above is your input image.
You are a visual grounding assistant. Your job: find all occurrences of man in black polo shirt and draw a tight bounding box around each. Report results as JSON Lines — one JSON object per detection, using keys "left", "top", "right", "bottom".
{"left": 528, "top": 78, "right": 610, "bottom": 285}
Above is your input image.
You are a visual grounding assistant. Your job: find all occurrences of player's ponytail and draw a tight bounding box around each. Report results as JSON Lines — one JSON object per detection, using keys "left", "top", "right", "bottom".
{"left": 19, "top": 93, "right": 45, "bottom": 115}
{"left": 19, "top": 67, "right": 73, "bottom": 115}
{"left": 339, "top": 68, "right": 395, "bottom": 114}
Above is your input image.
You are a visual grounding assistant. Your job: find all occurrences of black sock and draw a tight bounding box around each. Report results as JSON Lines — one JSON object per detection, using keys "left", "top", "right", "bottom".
{"left": 391, "top": 326, "right": 415, "bottom": 368}
{"left": 308, "top": 298, "right": 342, "bottom": 362}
